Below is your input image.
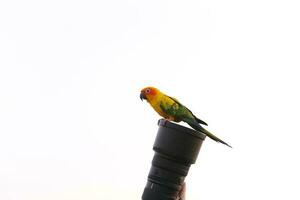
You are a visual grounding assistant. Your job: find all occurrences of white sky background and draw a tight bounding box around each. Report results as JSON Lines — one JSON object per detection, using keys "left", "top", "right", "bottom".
{"left": 0, "top": 0, "right": 300, "bottom": 199}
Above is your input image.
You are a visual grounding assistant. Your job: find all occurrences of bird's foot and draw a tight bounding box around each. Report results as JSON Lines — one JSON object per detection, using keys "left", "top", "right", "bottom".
{"left": 165, "top": 117, "right": 171, "bottom": 121}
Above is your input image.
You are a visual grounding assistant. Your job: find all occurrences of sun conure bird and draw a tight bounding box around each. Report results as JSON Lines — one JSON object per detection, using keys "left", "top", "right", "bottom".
{"left": 140, "top": 86, "right": 232, "bottom": 148}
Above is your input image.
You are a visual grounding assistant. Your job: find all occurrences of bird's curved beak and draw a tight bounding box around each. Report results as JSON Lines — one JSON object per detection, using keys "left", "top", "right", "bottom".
{"left": 140, "top": 92, "right": 147, "bottom": 101}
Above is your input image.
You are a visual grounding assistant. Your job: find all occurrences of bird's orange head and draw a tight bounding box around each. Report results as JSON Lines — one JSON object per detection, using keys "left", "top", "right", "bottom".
{"left": 140, "top": 86, "right": 160, "bottom": 102}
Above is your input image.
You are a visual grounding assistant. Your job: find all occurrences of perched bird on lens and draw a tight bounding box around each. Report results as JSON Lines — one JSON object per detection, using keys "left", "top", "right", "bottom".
{"left": 140, "top": 86, "right": 232, "bottom": 148}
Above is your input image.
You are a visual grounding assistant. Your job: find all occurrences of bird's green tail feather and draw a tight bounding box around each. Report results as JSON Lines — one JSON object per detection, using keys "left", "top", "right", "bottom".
{"left": 184, "top": 118, "right": 232, "bottom": 148}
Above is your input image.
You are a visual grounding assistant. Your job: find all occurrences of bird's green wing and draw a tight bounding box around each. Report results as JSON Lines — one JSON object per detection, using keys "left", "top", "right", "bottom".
{"left": 159, "top": 98, "right": 179, "bottom": 117}
{"left": 159, "top": 96, "right": 195, "bottom": 121}
{"left": 165, "top": 96, "right": 208, "bottom": 125}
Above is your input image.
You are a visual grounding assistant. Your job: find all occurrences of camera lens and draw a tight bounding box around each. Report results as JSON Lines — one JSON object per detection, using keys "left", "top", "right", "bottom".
{"left": 142, "top": 119, "right": 205, "bottom": 200}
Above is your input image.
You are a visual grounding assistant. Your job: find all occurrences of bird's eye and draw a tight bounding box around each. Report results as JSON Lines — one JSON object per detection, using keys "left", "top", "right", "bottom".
{"left": 145, "top": 89, "right": 151, "bottom": 93}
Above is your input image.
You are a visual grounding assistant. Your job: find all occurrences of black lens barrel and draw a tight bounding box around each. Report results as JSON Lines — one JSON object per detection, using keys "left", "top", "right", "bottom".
{"left": 142, "top": 119, "right": 206, "bottom": 200}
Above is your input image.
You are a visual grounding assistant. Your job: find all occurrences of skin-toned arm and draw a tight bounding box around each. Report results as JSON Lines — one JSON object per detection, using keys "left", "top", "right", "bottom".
{"left": 177, "top": 182, "right": 186, "bottom": 200}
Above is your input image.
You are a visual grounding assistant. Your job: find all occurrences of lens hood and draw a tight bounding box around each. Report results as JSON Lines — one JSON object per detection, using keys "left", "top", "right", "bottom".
{"left": 142, "top": 119, "right": 206, "bottom": 200}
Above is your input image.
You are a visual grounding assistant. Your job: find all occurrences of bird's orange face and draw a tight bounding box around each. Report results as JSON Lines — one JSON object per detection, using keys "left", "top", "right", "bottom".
{"left": 140, "top": 87, "right": 159, "bottom": 102}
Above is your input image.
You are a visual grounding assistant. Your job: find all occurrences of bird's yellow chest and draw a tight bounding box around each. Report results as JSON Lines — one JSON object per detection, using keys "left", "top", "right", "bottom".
{"left": 151, "top": 102, "right": 167, "bottom": 118}
{"left": 147, "top": 95, "right": 175, "bottom": 119}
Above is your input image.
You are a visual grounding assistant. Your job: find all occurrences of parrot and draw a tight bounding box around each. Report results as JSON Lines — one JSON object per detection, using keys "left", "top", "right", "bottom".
{"left": 140, "top": 86, "right": 232, "bottom": 148}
